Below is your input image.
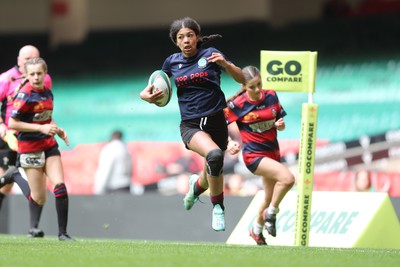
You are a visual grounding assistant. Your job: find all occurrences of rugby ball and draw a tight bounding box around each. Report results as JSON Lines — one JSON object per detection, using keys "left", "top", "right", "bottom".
{"left": 148, "top": 70, "right": 172, "bottom": 107}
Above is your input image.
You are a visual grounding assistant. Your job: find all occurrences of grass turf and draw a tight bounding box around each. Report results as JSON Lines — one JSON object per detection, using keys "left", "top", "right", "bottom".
{"left": 0, "top": 234, "right": 399, "bottom": 267}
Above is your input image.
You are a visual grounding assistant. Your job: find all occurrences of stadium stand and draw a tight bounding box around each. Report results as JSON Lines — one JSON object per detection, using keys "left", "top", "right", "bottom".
{"left": 1, "top": 13, "right": 400, "bottom": 194}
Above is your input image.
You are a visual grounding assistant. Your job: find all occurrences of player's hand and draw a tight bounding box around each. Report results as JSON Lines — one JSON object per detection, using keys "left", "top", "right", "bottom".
{"left": 227, "top": 140, "right": 241, "bottom": 155}
{"left": 275, "top": 118, "right": 285, "bottom": 131}
{"left": 139, "top": 84, "right": 165, "bottom": 104}
{"left": 0, "top": 123, "right": 7, "bottom": 138}
{"left": 57, "top": 128, "right": 69, "bottom": 146}
{"left": 207, "top": 52, "right": 228, "bottom": 68}
{"left": 41, "top": 124, "right": 58, "bottom": 136}
{"left": 3, "top": 130, "right": 18, "bottom": 151}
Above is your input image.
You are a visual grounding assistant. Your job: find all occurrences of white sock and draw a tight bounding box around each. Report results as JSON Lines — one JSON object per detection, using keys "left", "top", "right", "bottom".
{"left": 253, "top": 222, "right": 263, "bottom": 235}
{"left": 267, "top": 205, "right": 279, "bottom": 215}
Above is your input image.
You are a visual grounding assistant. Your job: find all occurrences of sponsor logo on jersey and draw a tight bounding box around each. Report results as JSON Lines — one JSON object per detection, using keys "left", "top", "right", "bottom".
{"left": 33, "top": 110, "right": 52, "bottom": 122}
{"left": 198, "top": 57, "right": 207, "bottom": 68}
{"left": 13, "top": 101, "right": 21, "bottom": 109}
{"left": 243, "top": 112, "right": 259, "bottom": 122}
{"left": 249, "top": 119, "right": 275, "bottom": 133}
{"left": 34, "top": 103, "right": 44, "bottom": 112}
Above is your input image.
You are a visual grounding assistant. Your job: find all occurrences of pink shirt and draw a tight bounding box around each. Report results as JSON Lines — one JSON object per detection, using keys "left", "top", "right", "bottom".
{"left": 0, "top": 66, "right": 52, "bottom": 126}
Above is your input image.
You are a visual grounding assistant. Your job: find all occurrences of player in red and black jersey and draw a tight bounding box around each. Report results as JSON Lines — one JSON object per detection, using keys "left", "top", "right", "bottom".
{"left": 0, "top": 45, "right": 53, "bottom": 238}
{"left": 140, "top": 17, "right": 244, "bottom": 232}
{"left": 224, "top": 66, "right": 295, "bottom": 245}
{"left": 9, "top": 57, "right": 74, "bottom": 241}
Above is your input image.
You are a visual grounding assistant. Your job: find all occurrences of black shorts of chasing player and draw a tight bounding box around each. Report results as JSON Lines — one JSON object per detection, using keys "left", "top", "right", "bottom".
{"left": 0, "top": 139, "right": 17, "bottom": 169}
{"left": 180, "top": 109, "right": 228, "bottom": 151}
{"left": 245, "top": 157, "right": 263, "bottom": 173}
{"left": 16, "top": 144, "right": 61, "bottom": 168}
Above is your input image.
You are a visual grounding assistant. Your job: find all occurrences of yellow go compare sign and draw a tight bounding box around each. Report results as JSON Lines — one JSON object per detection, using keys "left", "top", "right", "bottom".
{"left": 260, "top": 50, "right": 317, "bottom": 93}
{"left": 261, "top": 50, "right": 318, "bottom": 247}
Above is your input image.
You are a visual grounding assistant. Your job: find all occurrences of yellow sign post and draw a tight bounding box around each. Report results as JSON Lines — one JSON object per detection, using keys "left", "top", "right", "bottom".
{"left": 295, "top": 103, "right": 318, "bottom": 246}
{"left": 260, "top": 50, "right": 318, "bottom": 246}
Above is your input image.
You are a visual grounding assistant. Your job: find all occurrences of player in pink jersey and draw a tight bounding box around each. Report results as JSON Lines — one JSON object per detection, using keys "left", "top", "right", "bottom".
{"left": 224, "top": 66, "right": 295, "bottom": 245}
{"left": 0, "top": 45, "right": 51, "bottom": 238}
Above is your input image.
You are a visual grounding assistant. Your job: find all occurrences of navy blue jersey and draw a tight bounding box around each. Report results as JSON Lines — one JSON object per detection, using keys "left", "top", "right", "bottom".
{"left": 162, "top": 47, "right": 227, "bottom": 120}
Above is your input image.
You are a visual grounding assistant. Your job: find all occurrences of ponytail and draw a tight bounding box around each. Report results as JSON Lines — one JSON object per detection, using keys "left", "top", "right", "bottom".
{"left": 226, "top": 66, "right": 261, "bottom": 103}
{"left": 197, "top": 34, "right": 222, "bottom": 48}
{"left": 13, "top": 78, "right": 29, "bottom": 98}
{"left": 9, "top": 75, "right": 25, "bottom": 83}
{"left": 226, "top": 87, "right": 245, "bottom": 103}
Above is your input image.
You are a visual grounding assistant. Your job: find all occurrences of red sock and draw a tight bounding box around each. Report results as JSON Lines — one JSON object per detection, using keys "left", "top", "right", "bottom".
{"left": 210, "top": 192, "right": 224, "bottom": 210}
{"left": 193, "top": 179, "right": 206, "bottom": 196}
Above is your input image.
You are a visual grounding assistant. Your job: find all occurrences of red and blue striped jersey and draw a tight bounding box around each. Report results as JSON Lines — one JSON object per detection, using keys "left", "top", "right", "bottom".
{"left": 0, "top": 66, "right": 52, "bottom": 126}
{"left": 11, "top": 84, "right": 57, "bottom": 153}
{"left": 224, "top": 90, "right": 286, "bottom": 165}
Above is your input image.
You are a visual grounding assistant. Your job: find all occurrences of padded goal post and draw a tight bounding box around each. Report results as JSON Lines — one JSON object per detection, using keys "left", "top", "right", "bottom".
{"left": 260, "top": 50, "right": 318, "bottom": 246}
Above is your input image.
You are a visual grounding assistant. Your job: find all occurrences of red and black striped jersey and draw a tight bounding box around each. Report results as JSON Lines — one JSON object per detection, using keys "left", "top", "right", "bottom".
{"left": 11, "top": 84, "right": 57, "bottom": 153}
{"left": 224, "top": 89, "right": 286, "bottom": 165}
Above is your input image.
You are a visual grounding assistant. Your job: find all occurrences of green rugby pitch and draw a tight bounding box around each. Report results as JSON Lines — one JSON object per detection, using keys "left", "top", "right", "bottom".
{"left": 0, "top": 234, "right": 399, "bottom": 267}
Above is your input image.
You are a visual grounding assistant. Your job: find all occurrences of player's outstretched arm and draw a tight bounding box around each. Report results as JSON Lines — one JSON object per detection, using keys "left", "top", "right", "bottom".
{"left": 207, "top": 52, "right": 245, "bottom": 83}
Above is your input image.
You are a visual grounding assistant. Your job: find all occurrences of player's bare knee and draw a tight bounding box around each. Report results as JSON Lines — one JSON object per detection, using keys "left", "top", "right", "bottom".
{"left": 30, "top": 195, "right": 46, "bottom": 206}
{"left": 0, "top": 184, "right": 13, "bottom": 194}
{"left": 205, "top": 149, "right": 224, "bottom": 177}
{"left": 282, "top": 174, "right": 295, "bottom": 188}
{"left": 36, "top": 199, "right": 46, "bottom": 206}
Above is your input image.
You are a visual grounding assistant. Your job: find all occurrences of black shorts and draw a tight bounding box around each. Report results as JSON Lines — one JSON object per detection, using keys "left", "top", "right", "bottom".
{"left": 180, "top": 110, "right": 228, "bottom": 151}
{"left": 246, "top": 157, "right": 263, "bottom": 173}
{"left": 0, "top": 138, "right": 17, "bottom": 169}
{"left": 16, "top": 144, "right": 61, "bottom": 168}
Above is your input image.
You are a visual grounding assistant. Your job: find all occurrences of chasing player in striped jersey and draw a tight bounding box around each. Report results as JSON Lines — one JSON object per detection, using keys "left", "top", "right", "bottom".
{"left": 224, "top": 66, "right": 295, "bottom": 245}
{"left": 9, "top": 57, "right": 74, "bottom": 241}
{"left": 0, "top": 45, "right": 52, "bottom": 238}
